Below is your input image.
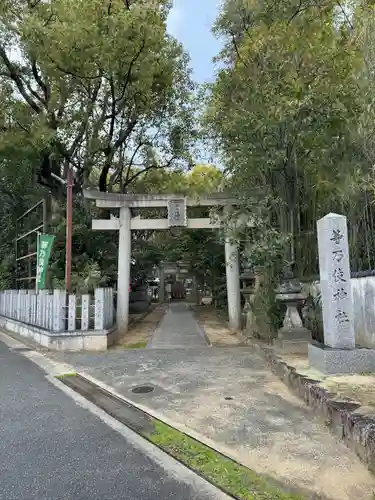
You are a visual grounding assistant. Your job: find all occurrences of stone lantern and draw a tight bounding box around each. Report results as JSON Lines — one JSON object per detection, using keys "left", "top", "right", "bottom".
{"left": 274, "top": 262, "right": 311, "bottom": 353}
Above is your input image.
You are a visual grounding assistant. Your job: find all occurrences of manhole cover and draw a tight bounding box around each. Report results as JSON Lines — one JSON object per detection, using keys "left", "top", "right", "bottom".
{"left": 131, "top": 385, "right": 155, "bottom": 394}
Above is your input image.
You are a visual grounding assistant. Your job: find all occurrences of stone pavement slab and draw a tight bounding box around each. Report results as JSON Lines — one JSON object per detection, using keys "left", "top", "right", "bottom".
{"left": 48, "top": 346, "right": 375, "bottom": 500}
{"left": 148, "top": 302, "right": 208, "bottom": 348}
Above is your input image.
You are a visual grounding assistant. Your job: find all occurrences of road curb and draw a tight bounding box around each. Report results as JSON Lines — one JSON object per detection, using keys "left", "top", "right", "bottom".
{"left": 188, "top": 304, "right": 213, "bottom": 347}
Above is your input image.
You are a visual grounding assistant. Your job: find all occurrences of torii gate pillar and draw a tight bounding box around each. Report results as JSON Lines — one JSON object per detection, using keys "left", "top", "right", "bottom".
{"left": 117, "top": 206, "right": 132, "bottom": 335}
{"left": 225, "top": 237, "right": 241, "bottom": 331}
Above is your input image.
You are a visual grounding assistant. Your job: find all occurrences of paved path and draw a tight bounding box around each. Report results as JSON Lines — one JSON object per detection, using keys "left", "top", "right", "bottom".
{"left": 49, "top": 347, "right": 375, "bottom": 500}
{"left": 0, "top": 340, "right": 228, "bottom": 500}
{"left": 148, "top": 302, "right": 208, "bottom": 348}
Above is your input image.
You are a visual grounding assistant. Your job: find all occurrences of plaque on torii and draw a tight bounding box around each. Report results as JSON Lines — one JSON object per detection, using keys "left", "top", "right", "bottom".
{"left": 167, "top": 198, "right": 187, "bottom": 227}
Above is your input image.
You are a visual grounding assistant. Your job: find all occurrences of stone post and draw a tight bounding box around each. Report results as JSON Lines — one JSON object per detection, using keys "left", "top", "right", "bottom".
{"left": 47, "top": 294, "right": 54, "bottom": 330}
{"left": 81, "top": 294, "right": 90, "bottom": 331}
{"left": 117, "top": 206, "right": 131, "bottom": 334}
{"left": 95, "top": 288, "right": 105, "bottom": 331}
{"left": 159, "top": 265, "right": 165, "bottom": 303}
{"left": 191, "top": 275, "right": 200, "bottom": 305}
{"left": 68, "top": 294, "right": 76, "bottom": 331}
{"left": 104, "top": 288, "right": 114, "bottom": 328}
{"left": 16, "top": 290, "right": 22, "bottom": 322}
{"left": 53, "top": 289, "right": 66, "bottom": 332}
{"left": 309, "top": 213, "right": 375, "bottom": 374}
{"left": 20, "top": 290, "right": 27, "bottom": 323}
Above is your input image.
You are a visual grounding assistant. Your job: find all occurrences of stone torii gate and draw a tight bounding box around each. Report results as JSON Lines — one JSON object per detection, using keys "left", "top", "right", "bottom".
{"left": 83, "top": 190, "right": 242, "bottom": 334}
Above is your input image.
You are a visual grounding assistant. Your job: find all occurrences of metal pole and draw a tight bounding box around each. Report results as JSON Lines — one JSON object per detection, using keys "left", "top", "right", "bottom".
{"left": 65, "top": 167, "right": 73, "bottom": 292}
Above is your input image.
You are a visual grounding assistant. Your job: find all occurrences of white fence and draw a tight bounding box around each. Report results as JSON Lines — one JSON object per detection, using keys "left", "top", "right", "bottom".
{"left": 0, "top": 288, "right": 114, "bottom": 332}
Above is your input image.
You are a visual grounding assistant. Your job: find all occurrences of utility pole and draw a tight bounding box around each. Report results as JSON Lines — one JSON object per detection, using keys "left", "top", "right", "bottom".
{"left": 65, "top": 167, "right": 73, "bottom": 293}
{"left": 50, "top": 166, "right": 73, "bottom": 292}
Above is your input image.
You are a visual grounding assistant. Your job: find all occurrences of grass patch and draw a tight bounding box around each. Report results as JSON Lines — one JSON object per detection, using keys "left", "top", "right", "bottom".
{"left": 123, "top": 341, "right": 148, "bottom": 349}
{"left": 56, "top": 372, "right": 77, "bottom": 379}
{"left": 58, "top": 373, "right": 305, "bottom": 499}
{"left": 146, "top": 420, "right": 304, "bottom": 500}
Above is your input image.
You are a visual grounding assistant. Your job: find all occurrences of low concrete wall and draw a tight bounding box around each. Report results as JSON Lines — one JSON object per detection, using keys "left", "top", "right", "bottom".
{"left": 0, "top": 316, "right": 117, "bottom": 351}
{"left": 305, "top": 275, "right": 375, "bottom": 348}
{"left": 352, "top": 277, "right": 375, "bottom": 348}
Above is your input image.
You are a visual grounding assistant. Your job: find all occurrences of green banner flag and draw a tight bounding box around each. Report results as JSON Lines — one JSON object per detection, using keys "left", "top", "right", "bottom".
{"left": 36, "top": 234, "right": 55, "bottom": 291}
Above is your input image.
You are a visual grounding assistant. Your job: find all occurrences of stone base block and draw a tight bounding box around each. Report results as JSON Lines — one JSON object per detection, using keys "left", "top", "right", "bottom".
{"left": 308, "top": 341, "right": 375, "bottom": 375}
{"left": 0, "top": 315, "right": 117, "bottom": 351}
{"left": 273, "top": 327, "right": 311, "bottom": 353}
{"left": 274, "top": 338, "right": 310, "bottom": 354}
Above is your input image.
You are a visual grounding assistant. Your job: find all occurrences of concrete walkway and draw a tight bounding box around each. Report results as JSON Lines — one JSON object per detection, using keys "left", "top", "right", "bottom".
{"left": 47, "top": 347, "right": 375, "bottom": 500}
{"left": 147, "top": 302, "right": 208, "bottom": 349}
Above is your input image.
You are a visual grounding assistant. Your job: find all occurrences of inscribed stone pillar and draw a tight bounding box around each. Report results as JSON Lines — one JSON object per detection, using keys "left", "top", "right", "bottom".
{"left": 81, "top": 294, "right": 90, "bottom": 331}
{"left": 317, "top": 213, "right": 354, "bottom": 349}
{"left": 95, "top": 288, "right": 105, "bottom": 331}
{"left": 68, "top": 294, "right": 76, "bottom": 331}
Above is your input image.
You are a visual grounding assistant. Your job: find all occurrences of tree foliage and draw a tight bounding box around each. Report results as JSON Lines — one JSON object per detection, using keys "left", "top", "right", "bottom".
{"left": 0, "top": 0, "right": 195, "bottom": 196}
{"left": 205, "top": 0, "right": 373, "bottom": 277}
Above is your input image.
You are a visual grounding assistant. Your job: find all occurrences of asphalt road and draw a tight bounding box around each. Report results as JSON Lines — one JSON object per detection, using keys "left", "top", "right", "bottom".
{"left": 0, "top": 340, "right": 227, "bottom": 500}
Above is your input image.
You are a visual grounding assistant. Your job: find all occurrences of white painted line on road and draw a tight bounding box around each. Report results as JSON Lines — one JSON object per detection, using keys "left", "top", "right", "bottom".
{"left": 0, "top": 330, "right": 76, "bottom": 376}
{"left": 0, "top": 331, "right": 26, "bottom": 349}
{"left": 22, "top": 351, "right": 75, "bottom": 377}
{"left": 48, "top": 375, "right": 231, "bottom": 500}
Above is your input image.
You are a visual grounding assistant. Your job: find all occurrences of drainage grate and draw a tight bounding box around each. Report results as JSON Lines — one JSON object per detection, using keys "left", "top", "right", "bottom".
{"left": 224, "top": 396, "right": 234, "bottom": 401}
{"left": 58, "top": 374, "right": 154, "bottom": 434}
{"left": 131, "top": 385, "right": 155, "bottom": 394}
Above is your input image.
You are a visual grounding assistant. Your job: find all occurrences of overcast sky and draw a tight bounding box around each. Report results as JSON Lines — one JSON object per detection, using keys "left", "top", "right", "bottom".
{"left": 167, "top": 0, "right": 223, "bottom": 84}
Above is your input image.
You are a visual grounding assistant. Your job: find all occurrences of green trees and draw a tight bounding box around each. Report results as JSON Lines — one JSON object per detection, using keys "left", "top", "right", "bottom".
{"left": 0, "top": 0, "right": 201, "bottom": 290}
{"left": 206, "top": 0, "right": 372, "bottom": 276}
{"left": 0, "top": 147, "right": 42, "bottom": 288}
{"left": 0, "top": 0, "right": 195, "bottom": 195}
